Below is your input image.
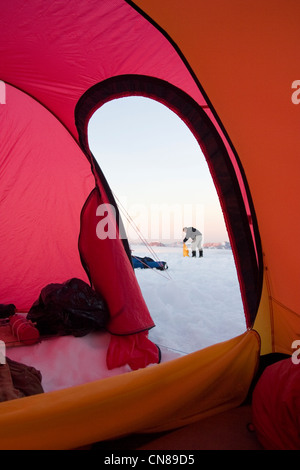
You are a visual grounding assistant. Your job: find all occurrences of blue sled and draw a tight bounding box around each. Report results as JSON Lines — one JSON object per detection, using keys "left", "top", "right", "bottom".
{"left": 132, "top": 256, "right": 168, "bottom": 271}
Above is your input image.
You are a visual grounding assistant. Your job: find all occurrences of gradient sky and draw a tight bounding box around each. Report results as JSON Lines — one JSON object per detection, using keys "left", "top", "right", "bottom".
{"left": 88, "top": 96, "right": 229, "bottom": 243}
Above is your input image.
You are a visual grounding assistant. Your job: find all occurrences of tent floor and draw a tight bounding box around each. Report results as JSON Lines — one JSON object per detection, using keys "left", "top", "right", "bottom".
{"left": 92, "top": 404, "right": 263, "bottom": 451}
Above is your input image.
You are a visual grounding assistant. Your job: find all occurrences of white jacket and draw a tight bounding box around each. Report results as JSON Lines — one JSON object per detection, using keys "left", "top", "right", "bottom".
{"left": 183, "top": 227, "right": 202, "bottom": 242}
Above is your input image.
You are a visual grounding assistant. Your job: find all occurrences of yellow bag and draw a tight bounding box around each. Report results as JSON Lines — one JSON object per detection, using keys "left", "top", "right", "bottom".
{"left": 183, "top": 243, "right": 189, "bottom": 257}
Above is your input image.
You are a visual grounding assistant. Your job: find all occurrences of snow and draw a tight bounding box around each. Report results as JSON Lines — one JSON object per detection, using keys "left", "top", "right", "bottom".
{"left": 133, "top": 245, "right": 246, "bottom": 355}
{"left": 6, "top": 245, "right": 246, "bottom": 393}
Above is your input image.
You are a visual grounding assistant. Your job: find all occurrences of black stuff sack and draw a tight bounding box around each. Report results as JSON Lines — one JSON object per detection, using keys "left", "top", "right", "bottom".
{"left": 0, "top": 304, "right": 16, "bottom": 319}
{"left": 27, "top": 278, "right": 110, "bottom": 337}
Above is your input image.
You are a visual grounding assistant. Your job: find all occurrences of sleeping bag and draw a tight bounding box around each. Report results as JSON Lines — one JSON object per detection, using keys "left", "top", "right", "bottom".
{"left": 252, "top": 357, "right": 300, "bottom": 450}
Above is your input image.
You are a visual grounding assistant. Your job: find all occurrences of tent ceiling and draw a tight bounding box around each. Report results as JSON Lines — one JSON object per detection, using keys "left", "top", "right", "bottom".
{"left": 0, "top": 1, "right": 204, "bottom": 138}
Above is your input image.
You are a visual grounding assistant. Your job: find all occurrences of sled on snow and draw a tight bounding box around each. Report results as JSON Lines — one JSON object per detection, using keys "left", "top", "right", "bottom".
{"left": 132, "top": 256, "right": 168, "bottom": 271}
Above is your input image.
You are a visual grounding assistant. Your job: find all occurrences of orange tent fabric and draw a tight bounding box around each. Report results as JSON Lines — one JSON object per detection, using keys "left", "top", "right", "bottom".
{"left": 0, "top": 330, "right": 259, "bottom": 450}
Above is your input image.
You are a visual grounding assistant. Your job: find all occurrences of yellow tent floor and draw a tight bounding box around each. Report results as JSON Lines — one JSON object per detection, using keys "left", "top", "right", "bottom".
{"left": 92, "top": 404, "right": 263, "bottom": 450}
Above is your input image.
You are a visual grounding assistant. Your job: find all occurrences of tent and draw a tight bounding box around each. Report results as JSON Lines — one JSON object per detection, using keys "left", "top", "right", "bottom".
{"left": 0, "top": 0, "right": 298, "bottom": 449}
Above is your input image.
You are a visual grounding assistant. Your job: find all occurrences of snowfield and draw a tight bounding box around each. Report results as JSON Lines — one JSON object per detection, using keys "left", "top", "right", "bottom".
{"left": 132, "top": 244, "right": 246, "bottom": 355}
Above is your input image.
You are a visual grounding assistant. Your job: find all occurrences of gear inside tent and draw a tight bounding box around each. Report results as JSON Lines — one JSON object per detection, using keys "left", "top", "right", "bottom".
{"left": 0, "top": 0, "right": 299, "bottom": 450}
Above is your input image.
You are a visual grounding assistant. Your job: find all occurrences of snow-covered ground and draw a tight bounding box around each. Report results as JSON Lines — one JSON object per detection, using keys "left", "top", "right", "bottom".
{"left": 7, "top": 245, "right": 246, "bottom": 393}
{"left": 132, "top": 244, "right": 246, "bottom": 355}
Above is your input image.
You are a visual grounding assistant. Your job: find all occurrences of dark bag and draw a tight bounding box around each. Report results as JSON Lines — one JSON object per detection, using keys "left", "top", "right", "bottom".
{"left": 27, "top": 278, "right": 109, "bottom": 337}
{"left": 0, "top": 304, "right": 16, "bottom": 319}
{"left": 0, "top": 358, "right": 44, "bottom": 402}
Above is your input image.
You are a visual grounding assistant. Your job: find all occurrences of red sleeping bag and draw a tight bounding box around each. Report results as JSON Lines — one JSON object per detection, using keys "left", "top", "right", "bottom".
{"left": 252, "top": 357, "right": 300, "bottom": 450}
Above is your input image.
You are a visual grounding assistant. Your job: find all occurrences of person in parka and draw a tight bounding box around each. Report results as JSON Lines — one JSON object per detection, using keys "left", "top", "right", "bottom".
{"left": 183, "top": 227, "right": 203, "bottom": 258}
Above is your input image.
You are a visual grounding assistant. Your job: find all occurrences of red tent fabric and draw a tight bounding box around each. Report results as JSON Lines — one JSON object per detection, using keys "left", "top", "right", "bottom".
{"left": 252, "top": 358, "right": 300, "bottom": 450}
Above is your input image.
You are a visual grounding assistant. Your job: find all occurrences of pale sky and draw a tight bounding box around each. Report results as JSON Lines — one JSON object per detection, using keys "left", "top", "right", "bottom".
{"left": 88, "top": 96, "right": 229, "bottom": 243}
